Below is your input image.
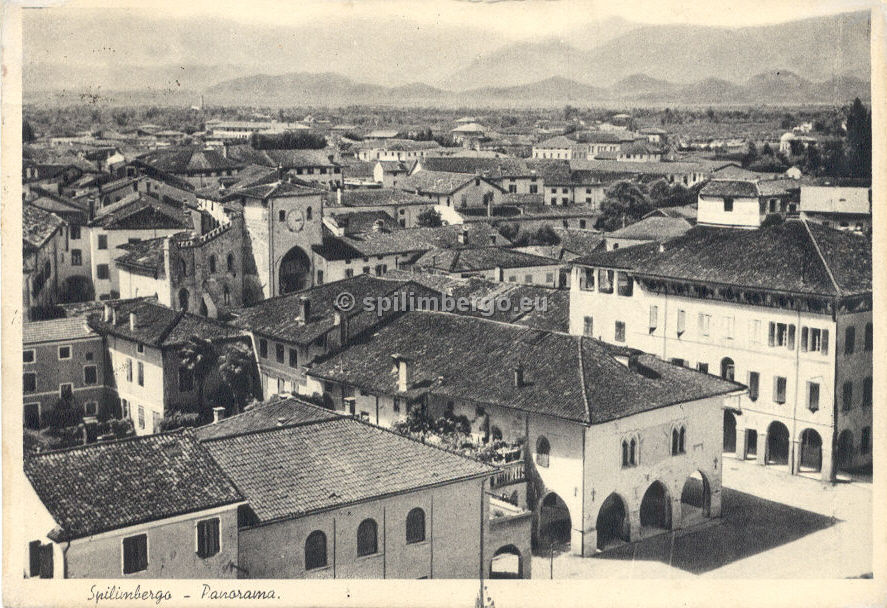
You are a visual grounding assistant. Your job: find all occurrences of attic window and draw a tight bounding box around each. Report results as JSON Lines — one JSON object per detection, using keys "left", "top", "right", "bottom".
{"left": 723, "top": 197, "right": 734, "bottom": 212}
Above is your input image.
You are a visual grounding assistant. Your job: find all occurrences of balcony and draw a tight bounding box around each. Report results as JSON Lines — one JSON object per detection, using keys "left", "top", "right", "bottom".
{"left": 490, "top": 459, "right": 526, "bottom": 490}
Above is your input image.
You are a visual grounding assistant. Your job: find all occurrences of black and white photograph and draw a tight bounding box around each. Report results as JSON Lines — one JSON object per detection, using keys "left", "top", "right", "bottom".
{"left": 2, "top": 0, "right": 883, "bottom": 605}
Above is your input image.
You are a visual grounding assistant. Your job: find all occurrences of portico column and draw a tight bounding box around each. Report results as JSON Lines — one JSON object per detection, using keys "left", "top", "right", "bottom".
{"left": 821, "top": 444, "right": 835, "bottom": 482}
{"left": 756, "top": 431, "right": 768, "bottom": 465}
{"left": 670, "top": 496, "right": 683, "bottom": 531}
{"left": 628, "top": 509, "right": 642, "bottom": 542}
{"left": 791, "top": 439, "right": 801, "bottom": 475}
{"left": 735, "top": 424, "right": 748, "bottom": 460}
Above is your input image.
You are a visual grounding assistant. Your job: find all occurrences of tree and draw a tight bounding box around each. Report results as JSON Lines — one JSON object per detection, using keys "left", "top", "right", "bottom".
{"left": 22, "top": 120, "right": 35, "bottom": 143}
{"left": 416, "top": 208, "right": 443, "bottom": 228}
{"left": 594, "top": 181, "right": 652, "bottom": 232}
{"left": 217, "top": 341, "right": 260, "bottom": 415}
{"left": 178, "top": 336, "right": 220, "bottom": 415}
{"left": 845, "top": 97, "right": 871, "bottom": 178}
{"left": 496, "top": 222, "right": 520, "bottom": 242}
{"left": 742, "top": 141, "right": 758, "bottom": 167}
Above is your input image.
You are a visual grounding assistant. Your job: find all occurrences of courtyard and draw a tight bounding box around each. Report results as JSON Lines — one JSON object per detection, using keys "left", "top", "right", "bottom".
{"left": 533, "top": 457, "right": 872, "bottom": 579}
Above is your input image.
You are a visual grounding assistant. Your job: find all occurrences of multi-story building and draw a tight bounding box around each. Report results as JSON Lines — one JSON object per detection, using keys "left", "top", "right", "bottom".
{"left": 224, "top": 146, "right": 343, "bottom": 191}
{"left": 697, "top": 179, "right": 800, "bottom": 228}
{"left": 196, "top": 396, "right": 529, "bottom": 579}
{"left": 23, "top": 317, "right": 110, "bottom": 429}
{"left": 356, "top": 139, "right": 442, "bottom": 163}
{"left": 800, "top": 184, "right": 872, "bottom": 233}
{"left": 324, "top": 188, "right": 440, "bottom": 229}
{"left": 396, "top": 170, "right": 504, "bottom": 211}
{"left": 568, "top": 220, "right": 872, "bottom": 480}
{"left": 306, "top": 311, "right": 742, "bottom": 556}
{"left": 133, "top": 147, "right": 244, "bottom": 189}
{"left": 410, "top": 246, "right": 561, "bottom": 288}
{"left": 23, "top": 431, "right": 243, "bottom": 578}
{"left": 22, "top": 205, "right": 66, "bottom": 314}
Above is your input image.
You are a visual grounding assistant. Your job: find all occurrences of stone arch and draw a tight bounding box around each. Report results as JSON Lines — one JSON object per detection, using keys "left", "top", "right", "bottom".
{"left": 595, "top": 492, "right": 629, "bottom": 550}
{"left": 490, "top": 544, "right": 523, "bottom": 579}
{"left": 537, "top": 491, "right": 571, "bottom": 551}
{"left": 798, "top": 428, "right": 823, "bottom": 472}
{"left": 279, "top": 246, "right": 312, "bottom": 294}
{"left": 680, "top": 470, "right": 711, "bottom": 527}
{"left": 639, "top": 481, "right": 671, "bottom": 531}
{"left": 766, "top": 421, "right": 790, "bottom": 465}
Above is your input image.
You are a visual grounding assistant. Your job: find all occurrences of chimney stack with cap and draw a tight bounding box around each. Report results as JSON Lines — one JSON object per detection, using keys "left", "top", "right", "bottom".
{"left": 513, "top": 364, "right": 524, "bottom": 388}
{"left": 129, "top": 312, "right": 137, "bottom": 331}
{"left": 372, "top": 219, "right": 384, "bottom": 232}
{"left": 300, "top": 297, "right": 311, "bottom": 323}
{"left": 212, "top": 407, "right": 225, "bottom": 424}
{"left": 102, "top": 304, "right": 112, "bottom": 322}
{"left": 392, "top": 354, "right": 412, "bottom": 392}
{"left": 334, "top": 311, "right": 349, "bottom": 346}
{"left": 458, "top": 228, "right": 469, "bottom": 245}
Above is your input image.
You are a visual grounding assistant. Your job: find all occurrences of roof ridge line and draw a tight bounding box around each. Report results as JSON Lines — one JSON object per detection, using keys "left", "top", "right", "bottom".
{"left": 577, "top": 336, "right": 592, "bottom": 424}
{"left": 199, "top": 415, "right": 338, "bottom": 442}
{"left": 801, "top": 219, "right": 842, "bottom": 295}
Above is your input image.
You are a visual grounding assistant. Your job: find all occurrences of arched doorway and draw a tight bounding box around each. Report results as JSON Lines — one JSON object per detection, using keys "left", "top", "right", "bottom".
{"left": 537, "top": 492, "right": 571, "bottom": 551}
{"left": 836, "top": 430, "right": 854, "bottom": 470}
{"left": 798, "top": 429, "right": 823, "bottom": 472}
{"left": 178, "top": 288, "right": 189, "bottom": 312}
{"left": 680, "top": 471, "right": 711, "bottom": 526}
{"left": 490, "top": 545, "right": 522, "bottom": 579}
{"left": 723, "top": 410, "right": 737, "bottom": 453}
{"left": 639, "top": 481, "right": 671, "bottom": 531}
{"left": 595, "top": 493, "right": 629, "bottom": 550}
{"left": 766, "top": 421, "right": 790, "bottom": 465}
{"left": 279, "top": 247, "right": 311, "bottom": 294}
{"left": 720, "top": 357, "right": 735, "bottom": 381}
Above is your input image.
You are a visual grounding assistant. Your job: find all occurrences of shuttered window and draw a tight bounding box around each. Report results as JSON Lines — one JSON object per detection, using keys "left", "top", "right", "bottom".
{"left": 122, "top": 534, "right": 148, "bottom": 574}
{"left": 196, "top": 518, "right": 220, "bottom": 558}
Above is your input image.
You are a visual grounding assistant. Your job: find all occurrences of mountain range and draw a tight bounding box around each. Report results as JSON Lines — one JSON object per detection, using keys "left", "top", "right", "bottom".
{"left": 24, "top": 10, "right": 871, "bottom": 107}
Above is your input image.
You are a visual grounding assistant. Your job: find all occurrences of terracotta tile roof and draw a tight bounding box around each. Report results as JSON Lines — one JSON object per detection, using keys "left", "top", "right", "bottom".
{"left": 412, "top": 246, "right": 559, "bottom": 272}
{"left": 88, "top": 299, "right": 249, "bottom": 348}
{"left": 327, "top": 210, "right": 399, "bottom": 235}
{"left": 136, "top": 147, "right": 243, "bottom": 173}
{"left": 326, "top": 188, "right": 432, "bottom": 207}
{"left": 418, "top": 157, "right": 536, "bottom": 178}
{"left": 397, "top": 170, "right": 502, "bottom": 195}
{"left": 309, "top": 312, "right": 742, "bottom": 424}
{"left": 115, "top": 236, "right": 169, "bottom": 273}
{"left": 23, "top": 317, "right": 98, "bottom": 344}
{"left": 24, "top": 431, "right": 242, "bottom": 541}
{"left": 574, "top": 221, "right": 871, "bottom": 297}
{"left": 22, "top": 204, "right": 65, "bottom": 250}
{"left": 195, "top": 396, "right": 341, "bottom": 441}
{"left": 551, "top": 228, "right": 606, "bottom": 255}
{"left": 607, "top": 216, "right": 693, "bottom": 241}
{"left": 699, "top": 180, "right": 759, "bottom": 198}
{"left": 89, "top": 193, "right": 192, "bottom": 230}
{"left": 199, "top": 414, "right": 493, "bottom": 523}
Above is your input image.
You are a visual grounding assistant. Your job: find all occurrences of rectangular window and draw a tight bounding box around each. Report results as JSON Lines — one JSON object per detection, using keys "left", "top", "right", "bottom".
{"left": 578, "top": 268, "right": 595, "bottom": 291}
{"left": 70, "top": 225, "right": 81, "bottom": 240}
{"left": 24, "top": 372, "right": 36, "bottom": 393}
{"left": 863, "top": 376, "right": 872, "bottom": 408}
{"left": 137, "top": 343, "right": 144, "bottom": 354}
{"left": 121, "top": 398, "right": 129, "bottom": 419}
{"left": 122, "top": 534, "right": 148, "bottom": 574}
{"left": 769, "top": 322, "right": 796, "bottom": 349}
{"left": 83, "top": 365, "right": 97, "bottom": 385}
{"left": 598, "top": 269, "right": 614, "bottom": 293}
{"left": 864, "top": 323, "right": 873, "bottom": 351}
{"left": 671, "top": 358, "right": 686, "bottom": 367}
{"left": 801, "top": 327, "right": 829, "bottom": 354}
{"left": 84, "top": 401, "right": 98, "bottom": 416}
{"left": 524, "top": 274, "right": 533, "bottom": 283}
{"left": 583, "top": 316, "right": 593, "bottom": 337}
{"left": 196, "top": 519, "right": 220, "bottom": 558}
{"left": 278, "top": 209, "right": 286, "bottom": 222}
{"left": 844, "top": 326, "right": 855, "bottom": 355}
{"left": 345, "top": 268, "right": 354, "bottom": 278}
{"left": 58, "top": 345, "right": 71, "bottom": 360}
{"left": 724, "top": 315, "right": 735, "bottom": 339}
{"left": 842, "top": 381, "right": 853, "bottom": 411}
{"left": 748, "top": 371, "right": 760, "bottom": 401}
{"left": 697, "top": 362, "right": 709, "bottom": 374}
{"left": 138, "top": 405, "right": 145, "bottom": 429}
{"left": 126, "top": 358, "right": 133, "bottom": 382}
{"left": 137, "top": 362, "right": 144, "bottom": 386}
{"left": 23, "top": 349, "right": 35, "bottom": 363}
{"left": 317, "top": 270, "right": 324, "bottom": 285}
{"left": 677, "top": 309, "right": 686, "bottom": 335}
{"left": 616, "top": 272, "right": 633, "bottom": 296}
{"left": 71, "top": 249, "right": 82, "bottom": 266}
{"left": 649, "top": 305, "right": 658, "bottom": 331}
{"left": 97, "top": 264, "right": 110, "bottom": 280}
{"left": 773, "top": 376, "right": 787, "bottom": 404}
{"left": 698, "top": 314, "right": 711, "bottom": 337}
{"left": 98, "top": 234, "right": 108, "bottom": 250}
{"left": 807, "top": 382, "right": 820, "bottom": 412}
{"left": 276, "top": 343, "right": 285, "bottom": 364}
{"left": 289, "top": 348, "right": 298, "bottom": 367}
{"left": 614, "top": 321, "right": 626, "bottom": 342}
{"left": 59, "top": 383, "right": 73, "bottom": 399}
{"left": 750, "top": 319, "right": 762, "bottom": 344}
{"left": 259, "top": 339, "right": 268, "bottom": 358}
{"left": 723, "top": 197, "right": 734, "bottom": 212}
{"left": 529, "top": 184, "right": 538, "bottom": 194}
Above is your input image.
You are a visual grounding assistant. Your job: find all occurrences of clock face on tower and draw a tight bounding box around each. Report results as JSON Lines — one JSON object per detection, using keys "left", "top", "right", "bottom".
{"left": 286, "top": 209, "right": 305, "bottom": 232}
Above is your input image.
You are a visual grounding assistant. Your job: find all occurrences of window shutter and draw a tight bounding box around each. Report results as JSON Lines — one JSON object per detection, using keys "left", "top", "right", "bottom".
{"left": 821, "top": 330, "right": 829, "bottom": 355}
{"left": 649, "top": 306, "right": 657, "bottom": 329}
{"left": 768, "top": 322, "right": 776, "bottom": 346}
{"left": 801, "top": 327, "right": 809, "bottom": 351}
{"left": 787, "top": 325, "right": 796, "bottom": 350}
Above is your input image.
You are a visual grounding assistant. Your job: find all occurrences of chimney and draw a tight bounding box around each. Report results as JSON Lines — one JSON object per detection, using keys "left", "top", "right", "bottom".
{"left": 490, "top": 234, "right": 497, "bottom": 245}
{"left": 458, "top": 228, "right": 469, "bottom": 245}
{"left": 513, "top": 365, "right": 524, "bottom": 388}
{"left": 372, "top": 219, "right": 384, "bottom": 232}
{"left": 277, "top": 416, "right": 287, "bottom": 426}
{"left": 334, "top": 311, "right": 350, "bottom": 346}
{"left": 487, "top": 195, "right": 493, "bottom": 217}
{"left": 129, "top": 312, "right": 136, "bottom": 330}
{"left": 87, "top": 196, "right": 96, "bottom": 221}
{"left": 336, "top": 187, "right": 343, "bottom": 206}
{"left": 162, "top": 237, "right": 172, "bottom": 291}
{"left": 212, "top": 407, "right": 225, "bottom": 423}
{"left": 392, "top": 354, "right": 412, "bottom": 392}
{"left": 102, "top": 304, "right": 111, "bottom": 322}
{"left": 111, "top": 308, "right": 118, "bottom": 325}
{"left": 300, "top": 297, "right": 311, "bottom": 323}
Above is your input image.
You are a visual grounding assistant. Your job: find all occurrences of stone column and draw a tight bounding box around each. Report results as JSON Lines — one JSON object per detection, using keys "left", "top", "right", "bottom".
{"left": 670, "top": 497, "right": 683, "bottom": 531}
{"left": 821, "top": 444, "right": 835, "bottom": 483}
{"left": 578, "top": 527, "right": 597, "bottom": 557}
{"left": 628, "top": 509, "right": 642, "bottom": 542}
{"left": 791, "top": 439, "right": 801, "bottom": 475}
{"left": 756, "top": 431, "right": 768, "bottom": 465}
{"left": 735, "top": 424, "right": 748, "bottom": 460}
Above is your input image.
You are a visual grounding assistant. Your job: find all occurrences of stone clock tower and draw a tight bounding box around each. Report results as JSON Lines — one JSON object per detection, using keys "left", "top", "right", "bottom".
{"left": 239, "top": 181, "right": 325, "bottom": 303}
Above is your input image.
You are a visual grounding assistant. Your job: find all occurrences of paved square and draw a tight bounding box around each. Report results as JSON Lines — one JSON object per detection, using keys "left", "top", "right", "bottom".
{"left": 533, "top": 458, "right": 872, "bottom": 578}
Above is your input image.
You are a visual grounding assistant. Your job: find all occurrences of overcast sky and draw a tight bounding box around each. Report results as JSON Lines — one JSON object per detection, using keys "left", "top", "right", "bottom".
{"left": 26, "top": 0, "right": 876, "bottom": 38}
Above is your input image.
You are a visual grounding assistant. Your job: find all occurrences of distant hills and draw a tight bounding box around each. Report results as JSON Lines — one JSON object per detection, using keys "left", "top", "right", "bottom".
{"left": 24, "top": 9, "right": 871, "bottom": 107}
{"left": 201, "top": 70, "right": 870, "bottom": 108}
